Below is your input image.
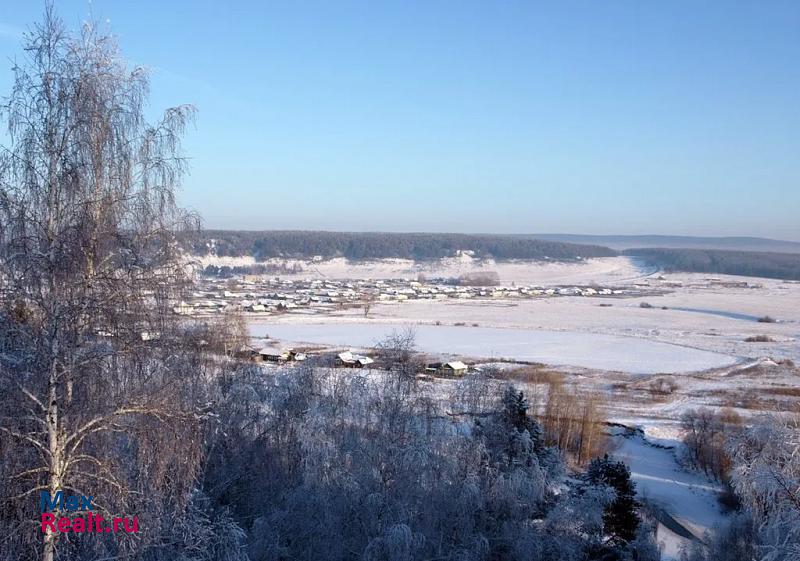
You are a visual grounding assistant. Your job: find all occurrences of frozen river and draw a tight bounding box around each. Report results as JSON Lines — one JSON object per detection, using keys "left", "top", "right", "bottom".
{"left": 248, "top": 322, "right": 739, "bottom": 374}
{"left": 612, "top": 430, "right": 726, "bottom": 558}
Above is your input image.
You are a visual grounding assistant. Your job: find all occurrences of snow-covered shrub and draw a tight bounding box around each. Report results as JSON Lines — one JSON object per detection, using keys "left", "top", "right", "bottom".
{"left": 201, "top": 364, "right": 656, "bottom": 561}
{"left": 681, "top": 407, "right": 742, "bottom": 482}
{"left": 679, "top": 513, "right": 759, "bottom": 561}
{"left": 728, "top": 414, "right": 800, "bottom": 561}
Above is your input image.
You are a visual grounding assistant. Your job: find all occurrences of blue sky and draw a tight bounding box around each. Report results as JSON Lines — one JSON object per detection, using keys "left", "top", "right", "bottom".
{"left": 1, "top": 1, "right": 799, "bottom": 239}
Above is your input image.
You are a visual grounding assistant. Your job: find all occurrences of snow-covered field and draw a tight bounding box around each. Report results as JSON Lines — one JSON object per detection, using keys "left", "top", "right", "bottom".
{"left": 249, "top": 257, "right": 799, "bottom": 366}
{"left": 200, "top": 254, "right": 654, "bottom": 285}
{"left": 244, "top": 255, "right": 800, "bottom": 560}
{"left": 250, "top": 322, "right": 738, "bottom": 374}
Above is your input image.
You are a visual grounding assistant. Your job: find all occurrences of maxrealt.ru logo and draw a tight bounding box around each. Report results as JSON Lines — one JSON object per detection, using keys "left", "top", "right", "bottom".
{"left": 40, "top": 491, "right": 138, "bottom": 534}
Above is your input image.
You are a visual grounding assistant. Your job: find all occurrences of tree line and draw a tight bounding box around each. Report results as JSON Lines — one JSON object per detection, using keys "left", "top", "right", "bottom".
{"left": 624, "top": 248, "right": 800, "bottom": 280}
{"left": 186, "top": 230, "right": 619, "bottom": 261}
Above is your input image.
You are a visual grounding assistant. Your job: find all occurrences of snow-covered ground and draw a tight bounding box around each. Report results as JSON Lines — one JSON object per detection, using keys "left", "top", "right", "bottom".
{"left": 257, "top": 261, "right": 798, "bottom": 363}
{"left": 250, "top": 322, "right": 739, "bottom": 374}
{"left": 199, "top": 254, "right": 653, "bottom": 285}
{"left": 243, "top": 256, "right": 800, "bottom": 560}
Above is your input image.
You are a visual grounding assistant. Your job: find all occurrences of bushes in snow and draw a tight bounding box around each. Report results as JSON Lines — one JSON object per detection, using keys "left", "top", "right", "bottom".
{"left": 204, "top": 366, "right": 652, "bottom": 561}
{"left": 682, "top": 413, "right": 800, "bottom": 561}
{"left": 542, "top": 379, "right": 610, "bottom": 466}
{"left": 681, "top": 407, "right": 742, "bottom": 482}
{"left": 680, "top": 513, "right": 759, "bottom": 561}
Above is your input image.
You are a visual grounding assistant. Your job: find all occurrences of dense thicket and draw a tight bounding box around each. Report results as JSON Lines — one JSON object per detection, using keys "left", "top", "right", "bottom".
{"left": 186, "top": 230, "right": 618, "bottom": 261}
{"left": 681, "top": 413, "right": 800, "bottom": 561}
{"left": 624, "top": 248, "right": 800, "bottom": 280}
{"left": 205, "top": 366, "right": 660, "bottom": 561}
{"left": 681, "top": 408, "right": 742, "bottom": 482}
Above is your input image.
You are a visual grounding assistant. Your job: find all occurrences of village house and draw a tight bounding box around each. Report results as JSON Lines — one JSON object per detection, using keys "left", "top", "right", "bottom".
{"left": 337, "top": 351, "right": 374, "bottom": 368}
{"left": 425, "top": 361, "right": 469, "bottom": 377}
{"left": 440, "top": 361, "right": 469, "bottom": 376}
{"left": 257, "top": 346, "right": 291, "bottom": 362}
{"left": 172, "top": 301, "right": 195, "bottom": 316}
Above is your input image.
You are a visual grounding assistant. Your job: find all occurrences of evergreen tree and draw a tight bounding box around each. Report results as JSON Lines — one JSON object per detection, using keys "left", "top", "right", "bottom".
{"left": 585, "top": 455, "right": 640, "bottom": 546}
{"left": 501, "top": 385, "right": 544, "bottom": 453}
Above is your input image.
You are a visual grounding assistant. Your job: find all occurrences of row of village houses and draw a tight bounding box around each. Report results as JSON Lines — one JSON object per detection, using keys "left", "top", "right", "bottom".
{"left": 252, "top": 345, "right": 469, "bottom": 376}
{"left": 175, "top": 276, "right": 628, "bottom": 316}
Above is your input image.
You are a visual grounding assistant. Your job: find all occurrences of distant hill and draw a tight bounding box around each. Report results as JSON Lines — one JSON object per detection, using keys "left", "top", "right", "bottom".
{"left": 524, "top": 234, "right": 800, "bottom": 254}
{"left": 182, "top": 231, "right": 800, "bottom": 279}
{"left": 624, "top": 247, "right": 800, "bottom": 280}
{"left": 184, "top": 230, "right": 618, "bottom": 262}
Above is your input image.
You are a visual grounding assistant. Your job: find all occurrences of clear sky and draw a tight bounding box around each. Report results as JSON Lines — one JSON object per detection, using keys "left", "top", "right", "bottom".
{"left": 1, "top": 1, "right": 799, "bottom": 240}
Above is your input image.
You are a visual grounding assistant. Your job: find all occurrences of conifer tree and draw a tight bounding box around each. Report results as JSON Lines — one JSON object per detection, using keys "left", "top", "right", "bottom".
{"left": 585, "top": 455, "right": 640, "bottom": 546}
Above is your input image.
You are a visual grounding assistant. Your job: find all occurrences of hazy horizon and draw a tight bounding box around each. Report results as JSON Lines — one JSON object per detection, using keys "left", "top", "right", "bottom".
{"left": 2, "top": 1, "right": 799, "bottom": 240}
{"left": 195, "top": 227, "right": 800, "bottom": 244}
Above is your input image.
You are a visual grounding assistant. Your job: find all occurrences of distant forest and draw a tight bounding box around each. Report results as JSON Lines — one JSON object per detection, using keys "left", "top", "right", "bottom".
{"left": 624, "top": 248, "right": 800, "bottom": 280}
{"left": 186, "top": 230, "right": 618, "bottom": 261}
{"left": 184, "top": 231, "right": 800, "bottom": 280}
{"left": 524, "top": 234, "right": 800, "bottom": 253}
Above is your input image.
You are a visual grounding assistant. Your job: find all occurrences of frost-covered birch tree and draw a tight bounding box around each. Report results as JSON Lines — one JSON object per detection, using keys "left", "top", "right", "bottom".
{"left": 0, "top": 7, "right": 209, "bottom": 561}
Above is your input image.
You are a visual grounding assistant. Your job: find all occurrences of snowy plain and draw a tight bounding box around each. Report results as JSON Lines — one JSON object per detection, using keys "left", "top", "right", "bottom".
{"left": 250, "top": 322, "right": 739, "bottom": 374}
{"left": 242, "top": 255, "right": 800, "bottom": 560}
{"left": 240, "top": 253, "right": 799, "bottom": 364}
